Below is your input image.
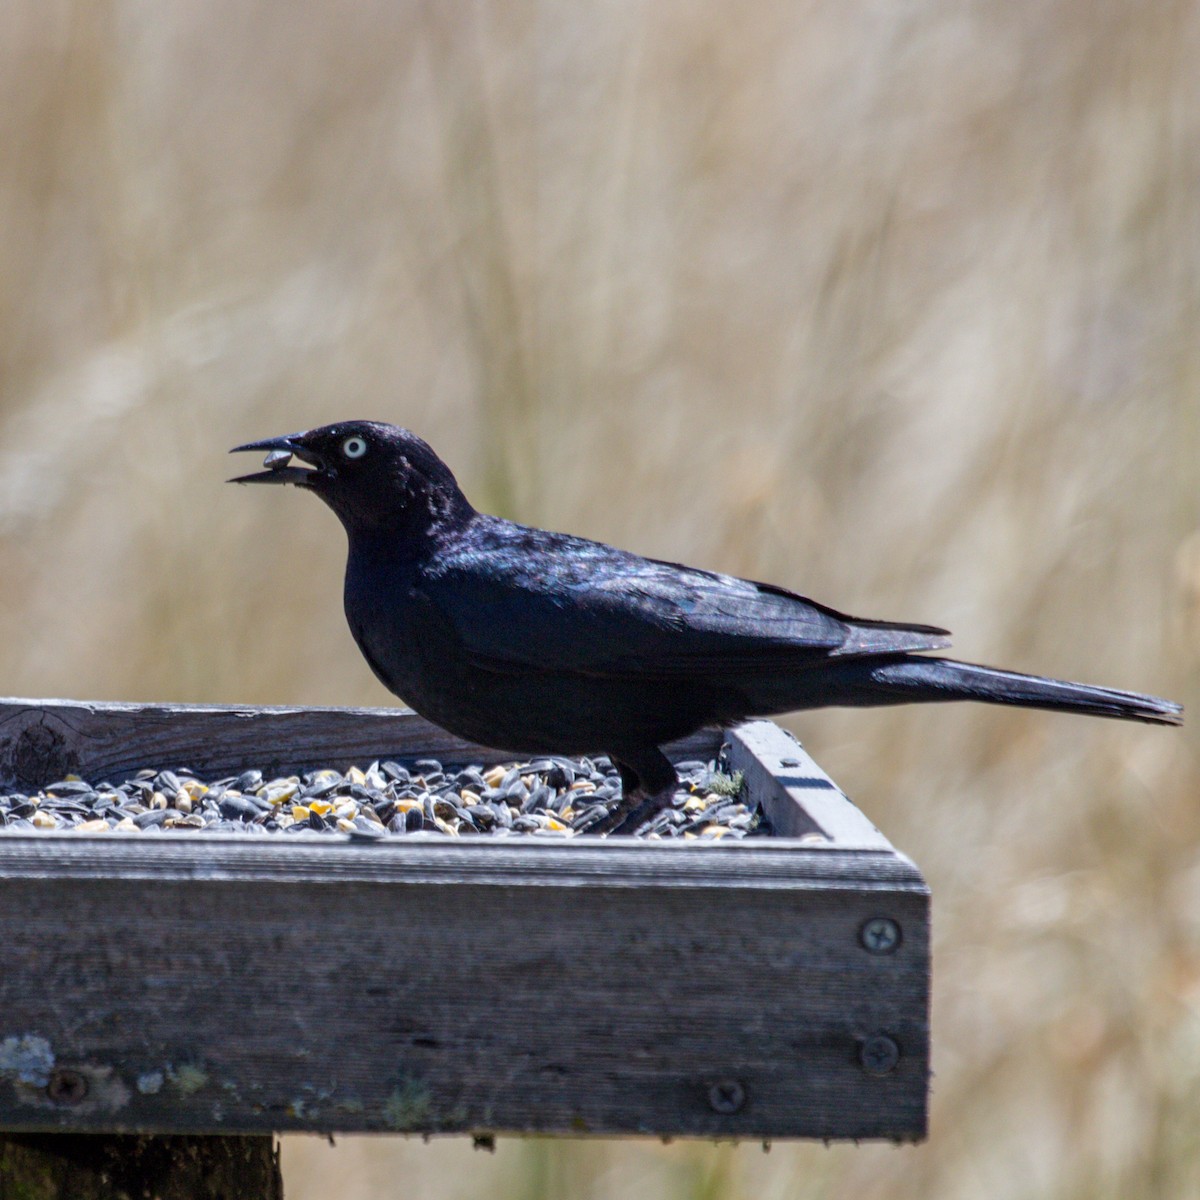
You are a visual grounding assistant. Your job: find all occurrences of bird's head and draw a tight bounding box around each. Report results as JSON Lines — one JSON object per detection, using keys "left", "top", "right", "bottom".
{"left": 229, "top": 420, "right": 473, "bottom": 537}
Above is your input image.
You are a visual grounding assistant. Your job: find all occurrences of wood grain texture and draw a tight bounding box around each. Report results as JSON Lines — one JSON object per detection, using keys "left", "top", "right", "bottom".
{"left": 0, "top": 700, "right": 930, "bottom": 1142}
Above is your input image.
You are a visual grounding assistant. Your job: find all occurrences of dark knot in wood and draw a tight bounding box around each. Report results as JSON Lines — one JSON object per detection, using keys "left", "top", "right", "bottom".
{"left": 7, "top": 719, "right": 79, "bottom": 790}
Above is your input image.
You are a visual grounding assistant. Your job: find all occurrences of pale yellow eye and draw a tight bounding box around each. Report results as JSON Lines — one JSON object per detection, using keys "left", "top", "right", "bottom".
{"left": 342, "top": 436, "right": 368, "bottom": 459}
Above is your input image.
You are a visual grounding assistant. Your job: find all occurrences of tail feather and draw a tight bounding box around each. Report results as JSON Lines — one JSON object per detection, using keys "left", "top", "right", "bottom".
{"left": 777, "top": 655, "right": 1183, "bottom": 726}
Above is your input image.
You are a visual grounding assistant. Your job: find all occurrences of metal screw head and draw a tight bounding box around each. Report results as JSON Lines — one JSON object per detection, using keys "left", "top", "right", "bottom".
{"left": 707, "top": 1080, "right": 746, "bottom": 1114}
{"left": 860, "top": 916, "right": 901, "bottom": 955}
{"left": 46, "top": 1068, "right": 88, "bottom": 1106}
{"left": 860, "top": 1035, "right": 900, "bottom": 1076}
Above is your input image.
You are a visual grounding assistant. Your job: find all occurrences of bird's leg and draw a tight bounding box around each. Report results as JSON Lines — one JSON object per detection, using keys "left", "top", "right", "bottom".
{"left": 591, "top": 749, "right": 680, "bottom": 836}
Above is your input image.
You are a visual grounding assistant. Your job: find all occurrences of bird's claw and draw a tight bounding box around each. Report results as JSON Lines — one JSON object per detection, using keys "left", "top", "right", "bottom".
{"left": 591, "top": 785, "right": 677, "bottom": 836}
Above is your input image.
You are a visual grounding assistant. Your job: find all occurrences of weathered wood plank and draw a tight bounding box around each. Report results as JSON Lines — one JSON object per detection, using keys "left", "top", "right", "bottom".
{"left": 0, "top": 838, "right": 927, "bottom": 1140}
{"left": 0, "top": 833, "right": 926, "bottom": 892}
{"left": 727, "top": 721, "right": 894, "bottom": 848}
{"left": 0, "top": 698, "right": 720, "bottom": 791}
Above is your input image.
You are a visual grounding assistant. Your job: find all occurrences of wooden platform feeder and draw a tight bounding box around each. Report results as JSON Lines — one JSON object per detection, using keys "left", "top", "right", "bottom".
{"left": 0, "top": 697, "right": 928, "bottom": 1191}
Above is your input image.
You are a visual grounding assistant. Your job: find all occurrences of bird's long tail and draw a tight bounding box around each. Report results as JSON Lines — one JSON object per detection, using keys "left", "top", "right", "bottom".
{"left": 782, "top": 655, "right": 1183, "bottom": 725}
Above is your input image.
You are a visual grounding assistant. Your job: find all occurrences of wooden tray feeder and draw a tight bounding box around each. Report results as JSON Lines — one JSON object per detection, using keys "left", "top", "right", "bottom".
{"left": 0, "top": 697, "right": 929, "bottom": 1155}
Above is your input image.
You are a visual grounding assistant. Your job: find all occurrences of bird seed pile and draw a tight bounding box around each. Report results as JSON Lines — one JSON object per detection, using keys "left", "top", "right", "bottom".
{"left": 0, "top": 754, "right": 767, "bottom": 839}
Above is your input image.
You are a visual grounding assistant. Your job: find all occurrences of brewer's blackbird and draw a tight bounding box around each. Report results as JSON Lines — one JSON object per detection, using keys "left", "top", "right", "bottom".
{"left": 231, "top": 421, "right": 1182, "bottom": 833}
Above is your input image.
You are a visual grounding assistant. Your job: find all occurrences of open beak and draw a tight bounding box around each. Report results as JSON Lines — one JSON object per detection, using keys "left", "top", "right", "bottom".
{"left": 228, "top": 433, "right": 324, "bottom": 485}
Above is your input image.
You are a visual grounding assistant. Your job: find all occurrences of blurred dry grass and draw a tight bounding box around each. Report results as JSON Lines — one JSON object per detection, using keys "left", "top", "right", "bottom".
{"left": 2, "top": 1, "right": 1198, "bottom": 1196}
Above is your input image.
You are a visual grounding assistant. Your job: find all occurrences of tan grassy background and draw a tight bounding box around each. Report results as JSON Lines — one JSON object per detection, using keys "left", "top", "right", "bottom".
{"left": 3, "top": 1, "right": 1198, "bottom": 1196}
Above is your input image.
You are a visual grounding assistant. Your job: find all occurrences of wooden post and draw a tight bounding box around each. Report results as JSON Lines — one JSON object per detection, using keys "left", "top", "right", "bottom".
{"left": 0, "top": 1133, "right": 281, "bottom": 1199}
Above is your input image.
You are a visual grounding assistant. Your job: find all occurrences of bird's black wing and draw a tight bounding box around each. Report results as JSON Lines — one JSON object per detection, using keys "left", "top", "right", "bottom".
{"left": 422, "top": 520, "right": 950, "bottom": 680}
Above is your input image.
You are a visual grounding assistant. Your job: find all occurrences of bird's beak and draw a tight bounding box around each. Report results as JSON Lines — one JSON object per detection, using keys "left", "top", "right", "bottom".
{"left": 227, "top": 433, "right": 324, "bottom": 486}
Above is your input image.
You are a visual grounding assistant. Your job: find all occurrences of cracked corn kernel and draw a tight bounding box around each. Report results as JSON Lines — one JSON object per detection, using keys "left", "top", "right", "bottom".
{"left": 291, "top": 805, "right": 311, "bottom": 822}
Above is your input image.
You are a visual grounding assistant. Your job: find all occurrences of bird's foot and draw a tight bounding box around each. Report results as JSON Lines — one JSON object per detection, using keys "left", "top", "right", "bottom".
{"left": 590, "top": 784, "right": 678, "bottom": 836}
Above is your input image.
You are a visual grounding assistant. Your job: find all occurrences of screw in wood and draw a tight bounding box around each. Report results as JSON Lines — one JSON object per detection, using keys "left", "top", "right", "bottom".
{"left": 860, "top": 1035, "right": 900, "bottom": 1076}
{"left": 707, "top": 1080, "right": 746, "bottom": 1114}
{"left": 859, "top": 916, "right": 901, "bottom": 954}
{"left": 46, "top": 1068, "right": 89, "bottom": 1105}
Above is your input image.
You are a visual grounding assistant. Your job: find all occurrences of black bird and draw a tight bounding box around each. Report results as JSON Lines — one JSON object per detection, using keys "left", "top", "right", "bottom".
{"left": 231, "top": 421, "right": 1182, "bottom": 833}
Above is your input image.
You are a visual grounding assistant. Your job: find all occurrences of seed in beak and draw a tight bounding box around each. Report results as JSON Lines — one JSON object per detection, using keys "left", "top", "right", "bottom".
{"left": 263, "top": 449, "right": 293, "bottom": 471}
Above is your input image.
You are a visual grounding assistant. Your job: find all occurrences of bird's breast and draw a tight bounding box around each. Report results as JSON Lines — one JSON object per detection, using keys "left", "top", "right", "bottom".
{"left": 343, "top": 554, "right": 425, "bottom": 685}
